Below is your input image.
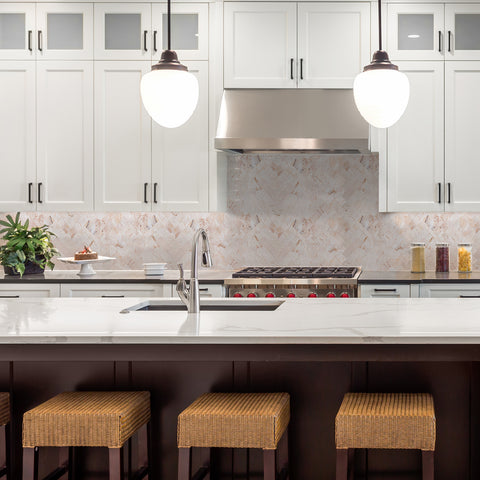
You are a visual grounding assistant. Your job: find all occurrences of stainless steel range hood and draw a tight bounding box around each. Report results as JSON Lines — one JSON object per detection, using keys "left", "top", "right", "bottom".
{"left": 215, "top": 89, "right": 369, "bottom": 154}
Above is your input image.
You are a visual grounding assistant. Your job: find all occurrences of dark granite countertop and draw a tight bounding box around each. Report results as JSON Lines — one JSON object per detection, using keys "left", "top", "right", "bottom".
{"left": 358, "top": 271, "right": 480, "bottom": 284}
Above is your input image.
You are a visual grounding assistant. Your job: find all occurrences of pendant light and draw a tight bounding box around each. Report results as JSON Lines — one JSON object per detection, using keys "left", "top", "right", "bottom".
{"left": 353, "top": 0, "right": 409, "bottom": 129}
{"left": 140, "top": 0, "right": 199, "bottom": 128}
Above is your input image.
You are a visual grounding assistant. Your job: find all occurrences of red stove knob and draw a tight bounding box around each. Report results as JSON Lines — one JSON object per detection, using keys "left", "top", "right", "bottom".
{"left": 340, "top": 292, "right": 350, "bottom": 298}
{"left": 326, "top": 292, "right": 336, "bottom": 298}
{"left": 265, "top": 292, "right": 275, "bottom": 298}
{"left": 287, "top": 292, "right": 296, "bottom": 298}
{"left": 233, "top": 292, "right": 243, "bottom": 298}
{"left": 308, "top": 292, "right": 318, "bottom": 298}
{"left": 247, "top": 292, "right": 258, "bottom": 298}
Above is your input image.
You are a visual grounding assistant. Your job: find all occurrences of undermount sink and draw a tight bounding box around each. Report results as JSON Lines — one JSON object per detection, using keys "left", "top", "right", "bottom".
{"left": 120, "top": 299, "right": 284, "bottom": 313}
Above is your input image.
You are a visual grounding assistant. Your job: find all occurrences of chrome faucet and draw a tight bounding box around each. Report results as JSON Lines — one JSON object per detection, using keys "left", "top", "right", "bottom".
{"left": 176, "top": 228, "right": 213, "bottom": 313}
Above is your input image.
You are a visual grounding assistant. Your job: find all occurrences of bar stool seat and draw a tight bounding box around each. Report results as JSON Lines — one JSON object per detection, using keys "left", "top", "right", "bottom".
{"left": 177, "top": 392, "right": 290, "bottom": 480}
{"left": 22, "top": 391, "right": 151, "bottom": 480}
{"left": 335, "top": 393, "right": 436, "bottom": 480}
{"left": 0, "top": 393, "right": 10, "bottom": 479}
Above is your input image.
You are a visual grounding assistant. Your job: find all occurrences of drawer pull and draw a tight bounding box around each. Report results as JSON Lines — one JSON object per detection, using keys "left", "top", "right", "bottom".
{"left": 101, "top": 295, "right": 125, "bottom": 298}
{"left": 459, "top": 295, "right": 480, "bottom": 298}
{"left": 199, "top": 288, "right": 209, "bottom": 292}
{"left": 374, "top": 288, "right": 397, "bottom": 292}
{"left": 0, "top": 295, "right": 20, "bottom": 298}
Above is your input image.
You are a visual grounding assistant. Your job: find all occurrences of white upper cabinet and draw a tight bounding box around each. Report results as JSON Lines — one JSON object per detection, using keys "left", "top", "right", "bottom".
{"left": 445, "top": 61, "right": 480, "bottom": 212}
{"left": 94, "top": 3, "right": 152, "bottom": 60}
{"left": 94, "top": 61, "right": 152, "bottom": 211}
{"left": 36, "top": 61, "right": 94, "bottom": 211}
{"left": 297, "top": 2, "right": 370, "bottom": 88}
{"left": 445, "top": 4, "right": 480, "bottom": 60}
{"left": 224, "top": 2, "right": 297, "bottom": 88}
{"left": 387, "top": 4, "right": 445, "bottom": 61}
{"left": 0, "top": 61, "right": 36, "bottom": 211}
{"left": 152, "top": 61, "right": 209, "bottom": 211}
{"left": 151, "top": 3, "right": 208, "bottom": 61}
{"left": 36, "top": 3, "right": 93, "bottom": 60}
{"left": 387, "top": 62, "right": 444, "bottom": 212}
{"left": 0, "top": 4, "right": 35, "bottom": 60}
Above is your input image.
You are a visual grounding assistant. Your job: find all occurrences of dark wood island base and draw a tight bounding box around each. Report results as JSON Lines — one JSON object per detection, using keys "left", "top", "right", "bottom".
{"left": 1, "top": 344, "right": 479, "bottom": 480}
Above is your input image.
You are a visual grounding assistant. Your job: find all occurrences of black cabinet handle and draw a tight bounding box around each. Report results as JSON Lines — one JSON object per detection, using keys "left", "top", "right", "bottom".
{"left": 447, "top": 182, "right": 451, "bottom": 204}
{"left": 143, "top": 30, "right": 148, "bottom": 51}
{"left": 101, "top": 295, "right": 125, "bottom": 298}
{"left": 374, "top": 288, "right": 397, "bottom": 292}
{"left": 460, "top": 295, "right": 480, "bottom": 298}
{"left": 153, "top": 182, "right": 158, "bottom": 204}
{"left": 38, "top": 183, "right": 43, "bottom": 203}
{"left": 300, "top": 58, "right": 304, "bottom": 80}
{"left": 199, "top": 288, "right": 209, "bottom": 292}
{"left": 438, "top": 31, "right": 442, "bottom": 52}
{"left": 437, "top": 182, "right": 441, "bottom": 204}
{"left": 28, "top": 30, "right": 32, "bottom": 51}
{"left": 0, "top": 295, "right": 20, "bottom": 298}
{"left": 290, "top": 58, "right": 294, "bottom": 80}
{"left": 153, "top": 30, "right": 158, "bottom": 52}
{"left": 38, "top": 30, "right": 42, "bottom": 51}
{"left": 144, "top": 183, "right": 148, "bottom": 203}
{"left": 28, "top": 183, "right": 33, "bottom": 204}
{"left": 448, "top": 30, "right": 452, "bottom": 52}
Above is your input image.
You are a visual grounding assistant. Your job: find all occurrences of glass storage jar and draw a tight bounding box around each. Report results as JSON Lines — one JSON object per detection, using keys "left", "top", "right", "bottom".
{"left": 458, "top": 243, "right": 472, "bottom": 273}
{"left": 435, "top": 243, "right": 450, "bottom": 273}
{"left": 411, "top": 242, "right": 426, "bottom": 273}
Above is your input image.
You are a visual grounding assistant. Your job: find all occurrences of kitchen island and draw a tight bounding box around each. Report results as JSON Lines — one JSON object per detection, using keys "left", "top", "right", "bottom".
{"left": 1, "top": 297, "right": 480, "bottom": 480}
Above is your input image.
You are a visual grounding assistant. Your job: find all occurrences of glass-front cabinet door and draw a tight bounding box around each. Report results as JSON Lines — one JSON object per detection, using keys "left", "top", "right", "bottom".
{"left": 0, "top": 3, "right": 35, "bottom": 60}
{"left": 445, "top": 5, "right": 480, "bottom": 60}
{"left": 94, "top": 4, "right": 152, "bottom": 60}
{"left": 387, "top": 4, "right": 444, "bottom": 60}
{"left": 36, "top": 4, "right": 93, "bottom": 60}
{"left": 151, "top": 3, "right": 208, "bottom": 61}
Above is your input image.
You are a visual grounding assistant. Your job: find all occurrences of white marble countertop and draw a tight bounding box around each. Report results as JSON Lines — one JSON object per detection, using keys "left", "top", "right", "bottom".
{"left": 2, "top": 297, "right": 480, "bottom": 344}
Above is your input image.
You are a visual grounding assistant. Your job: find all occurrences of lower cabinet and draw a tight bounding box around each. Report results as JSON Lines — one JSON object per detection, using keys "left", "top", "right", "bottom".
{"left": 60, "top": 283, "right": 173, "bottom": 298}
{"left": 197, "top": 283, "right": 224, "bottom": 297}
{"left": 360, "top": 284, "right": 414, "bottom": 298}
{"left": 0, "top": 284, "right": 61, "bottom": 297}
{"left": 420, "top": 283, "right": 480, "bottom": 298}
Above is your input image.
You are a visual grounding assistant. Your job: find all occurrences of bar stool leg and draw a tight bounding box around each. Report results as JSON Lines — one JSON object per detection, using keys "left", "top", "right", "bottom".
{"left": 178, "top": 447, "right": 191, "bottom": 480}
{"left": 0, "top": 424, "right": 8, "bottom": 479}
{"left": 22, "top": 447, "right": 39, "bottom": 480}
{"left": 336, "top": 448, "right": 348, "bottom": 480}
{"left": 348, "top": 449, "right": 355, "bottom": 480}
{"left": 136, "top": 422, "right": 150, "bottom": 479}
{"left": 277, "top": 430, "right": 289, "bottom": 480}
{"left": 263, "top": 449, "right": 276, "bottom": 480}
{"left": 422, "top": 450, "right": 434, "bottom": 480}
{"left": 109, "top": 447, "right": 124, "bottom": 480}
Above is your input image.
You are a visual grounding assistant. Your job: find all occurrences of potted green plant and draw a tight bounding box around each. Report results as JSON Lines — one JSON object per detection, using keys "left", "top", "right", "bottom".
{"left": 0, "top": 213, "right": 59, "bottom": 276}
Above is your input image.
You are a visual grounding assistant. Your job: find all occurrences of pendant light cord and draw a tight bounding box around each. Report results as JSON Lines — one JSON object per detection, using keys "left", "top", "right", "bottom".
{"left": 167, "top": 0, "right": 171, "bottom": 50}
{"left": 378, "top": 0, "right": 382, "bottom": 50}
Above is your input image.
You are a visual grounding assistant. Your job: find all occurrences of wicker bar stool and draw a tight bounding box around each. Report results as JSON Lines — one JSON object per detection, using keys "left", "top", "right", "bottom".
{"left": 335, "top": 393, "right": 436, "bottom": 480}
{"left": 22, "top": 391, "right": 151, "bottom": 480}
{"left": 0, "top": 393, "right": 10, "bottom": 479}
{"left": 177, "top": 392, "right": 290, "bottom": 480}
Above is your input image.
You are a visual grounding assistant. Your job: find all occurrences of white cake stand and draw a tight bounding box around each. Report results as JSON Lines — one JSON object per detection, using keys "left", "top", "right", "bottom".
{"left": 57, "top": 256, "right": 116, "bottom": 277}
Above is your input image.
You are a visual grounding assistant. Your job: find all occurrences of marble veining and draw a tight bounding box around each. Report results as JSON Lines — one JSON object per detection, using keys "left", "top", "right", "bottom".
{"left": 3, "top": 154, "right": 480, "bottom": 271}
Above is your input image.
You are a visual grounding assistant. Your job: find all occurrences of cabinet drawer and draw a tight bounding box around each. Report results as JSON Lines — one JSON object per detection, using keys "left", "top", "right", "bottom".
{"left": 60, "top": 283, "right": 172, "bottom": 298}
{"left": 0, "top": 284, "right": 60, "bottom": 297}
{"left": 360, "top": 284, "right": 410, "bottom": 298}
{"left": 420, "top": 283, "right": 480, "bottom": 298}
{"left": 198, "top": 284, "right": 224, "bottom": 298}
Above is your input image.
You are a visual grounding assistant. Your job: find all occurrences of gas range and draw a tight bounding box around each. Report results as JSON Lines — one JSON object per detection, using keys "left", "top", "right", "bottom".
{"left": 225, "top": 266, "right": 361, "bottom": 298}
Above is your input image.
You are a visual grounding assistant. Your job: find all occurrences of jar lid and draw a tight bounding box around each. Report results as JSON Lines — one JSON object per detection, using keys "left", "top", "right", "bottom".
{"left": 411, "top": 242, "right": 425, "bottom": 246}
{"left": 436, "top": 243, "right": 449, "bottom": 247}
{"left": 458, "top": 242, "right": 471, "bottom": 246}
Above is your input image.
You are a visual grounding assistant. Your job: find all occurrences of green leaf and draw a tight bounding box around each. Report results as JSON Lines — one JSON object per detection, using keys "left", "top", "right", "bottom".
{"left": 17, "top": 263, "right": 25, "bottom": 277}
{"left": 16, "top": 250, "right": 26, "bottom": 262}
{"left": 24, "top": 218, "right": 29, "bottom": 230}
{"left": 14, "top": 212, "right": 20, "bottom": 225}
{"left": 5, "top": 215, "right": 13, "bottom": 225}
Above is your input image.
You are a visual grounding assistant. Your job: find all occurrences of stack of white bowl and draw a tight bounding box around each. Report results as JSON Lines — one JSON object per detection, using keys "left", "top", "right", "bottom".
{"left": 143, "top": 263, "right": 167, "bottom": 276}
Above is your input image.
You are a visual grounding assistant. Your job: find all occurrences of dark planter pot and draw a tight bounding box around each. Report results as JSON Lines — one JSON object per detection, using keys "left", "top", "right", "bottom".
{"left": 3, "top": 258, "right": 45, "bottom": 276}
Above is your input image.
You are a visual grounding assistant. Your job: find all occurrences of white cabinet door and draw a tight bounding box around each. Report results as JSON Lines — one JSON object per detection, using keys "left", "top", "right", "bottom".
{"left": 298, "top": 2, "right": 370, "bottom": 88}
{"left": 152, "top": 3, "right": 208, "bottom": 61}
{"left": 445, "top": 62, "right": 480, "bottom": 212}
{"left": 36, "top": 61, "right": 93, "bottom": 211}
{"left": 387, "top": 62, "right": 444, "bottom": 212}
{"left": 94, "top": 61, "right": 152, "bottom": 211}
{"left": 420, "top": 283, "right": 480, "bottom": 298}
{"left": 0, "top": 3, "right": 36, "bottom": 60}
{"left": 198, "top": 283, "right": 224, "bottom": 297}
{"left": 224, "top": 2, "right": 297, "bottom": 88}
{"left": 60, "top": 283, "right": 171, "bottom": 298}
{"left": 387, "top": 4, "right": 445, "bottom": 61}
{"left": 445, "top": 4, "right": 480, "bottom": 61}
{"left": 152, "top": 61, "right": 208, "bottom": 211}
{"left": 360, "top": 284, "right": 411, "bottom": 298}
{"left": 0, "top": 283, "right": 60, "bottom": 297}
{"left": 94, "top": 3, "right": 151, "bottom": 60}
{"left": 0, "top": 61, "right": 36, "bottom": 212}
{"left": 35, "top": 3, "right": 93, "bottom": 60}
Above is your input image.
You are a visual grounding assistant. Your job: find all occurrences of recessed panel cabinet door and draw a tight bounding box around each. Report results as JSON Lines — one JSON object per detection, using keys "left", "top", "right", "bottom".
{"left": 445, "top": 4, "right": 480, "bottom": 60}
{"left": 224, "top": 2, "right": 297, "bottom": 88}
{"left": 0, "top": 3, "right": 35, "bottom": 60}
{"left": 387, "top": 62, "right": 444, "bottom": 212}
{"left": 95, "top": 61, "right": 152, "bottom": 211}
{"left": 36, "top": 61, "right": 94, "bottom": 211}
{"left": 297, "top": 3, "right": 370, "bottom": 88}
{"left": 0, "top": 61, "right": 36, "bottom": 212}
{"left": 445, "top": 62, "right": 480, "bottom": 212}
{"left": 152, "top": 61, "right": 208, "bottom": 211}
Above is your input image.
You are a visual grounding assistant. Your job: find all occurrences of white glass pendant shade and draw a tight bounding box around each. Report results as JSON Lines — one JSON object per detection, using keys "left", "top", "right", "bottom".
{"left": 353, "top": 66, "right": 410, "bottom": 129}
{"left": 141, "top": 68, "right": 199, "bottom": 128}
